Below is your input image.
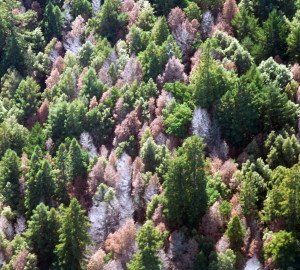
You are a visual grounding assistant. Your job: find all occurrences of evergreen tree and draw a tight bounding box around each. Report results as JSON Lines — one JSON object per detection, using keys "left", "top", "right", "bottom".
{"left": 226, "top": 215, "right": 245, "bottom": 251}
{"left": 54, "top": 143, "right": 69, "bottom": 205}
{"left": 71, "top": 0, "right": 92, "bottom": 19}
{"left": 164, "top": 136, "right": 207, "bottom": 229}
{"left": 240, "top": 171, "right": 258, "bottom": 217}
{"left": 55, "top": 198, "right": 91, "bottom": 270}
{"left": 89, "top": 0, "right": 128, "bottom": 42}
{"left": 151, "top": 17, "right": 170, "bottom": 46}
{"left": 287, "top": 23, "right": 300, "bottom": 63}
{"left": 264, "top": 230, "right": 299, "bottom": 269}
{"left": 127, "top": 221, "right": 163, "bottom": 270}
{"left": 260, "top": 10, "right": 288, "bottom": 59}
{"left": 191, "top": 40, "right": 233, "bottom": 109}
{"left": 41, "top": 2, "right": 63, "bottom": 42}
{"left": 67, "top": 138, "right": 88, "bottom": 182}
{"left": 0, "top": 149, "right": 21, "bottom": 210}
{"left": 15, "top": 76, "right": 41, "bottom": 121}
{"left": 149, "top": 0, "right": 183, "bottom": 16}
{"left": 25, "top": 158, "right": 55, "bottom": 216}
{"left": 78, "top": 41, "right": 95, "bottom": 68}
{"left": 0, "top": 34, "right": 25, "bottom": 78}
{"left": 216, "top": 79, "right": 261, "bottom": 146}
{"left": 25, "top": 203, "right": 60, "bottom": 268}
{"left": 56, "top": 67, "right": 76, "bottom": 99}
{"left": 80, "top": 67, "right": 106, "bottom": 100}
{"left": 262, "top": 85, "right": 298, "bottom": 131}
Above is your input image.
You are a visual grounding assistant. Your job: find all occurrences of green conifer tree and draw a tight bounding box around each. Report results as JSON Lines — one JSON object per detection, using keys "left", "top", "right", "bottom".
{"left": 226, "top": 215, "right": 245, "bottom": 251}
{"left": 0, "top": 149, "right": 21, "bottom": 210}
{"left": 127, "top": 221, "right": 163, "bottom": 270}
{"left": 55, "top": 198, "right": 91, "bottom": 270}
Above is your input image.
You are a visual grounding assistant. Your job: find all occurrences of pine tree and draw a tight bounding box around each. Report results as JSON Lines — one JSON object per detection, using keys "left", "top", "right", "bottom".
{"left": 25, "top": 158, "right": 55, "bottom": 216}
{"left": 164, "top": 136, "right": 207, "bottom": 229}
{"left": 67, "top": 138, "right": 88, "bottom": 182}
{"left": 226, "top": 215, "right": 245, "bottom": 251}
{"left": 80, "top": 67, "right": 106, "bottom": 100}
{"left": 127, "top": 221, "right": 163, "bottom": 270}
{"left": 41, "top": 2, "right": 63, "bottom": 42}
{"left": 260, "top": 10, "right": 288, "bottom": 59}
{"left": 54, "top": 143, "right": 69, "bottom": 205}
{"left": 262, "top": 85, "right": 298, "bottom": 132}
{"left": 240, "top": 171, "right": 258, "bottom": 217}
{"left": 90, "top": 0, "right": 128, "bottom": 42}
{"left": 192, "top": 40, "right": 233, "bottom": 109}
{"left": 15, "top": 77, "right": 41, "bottom": 121}
{"left": 25, "top": 203, "right": 60, "bottom": 268}
{"left": 0, "top": 34, "right": 25, "bottom": 78}
{"left": 56, "top": 67, "right": 76, "bottom": 99}
{"left": 0, "top": 149, "right": 21, "bottom": 210}
{"left": 216, "top": 78, "right": 261, "bottom": 146}
{"left": 55, "top": 198, "right": 91, "bottom": 270}
{"left": 287, "top": 24, "right": 300, "bottom": 63}
{"left": 151, "top": 17, "right": 170, "bottom": 46}
{"left": 71, "top": 0, "right": 92, "bottom": 19}
{"left": 78, "top": 41, "right": 95, "bottom": 68}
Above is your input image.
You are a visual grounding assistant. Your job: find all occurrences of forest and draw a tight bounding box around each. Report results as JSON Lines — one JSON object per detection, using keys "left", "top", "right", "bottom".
{"left": 1, "top": 0, "right": 300, "bottom": 269}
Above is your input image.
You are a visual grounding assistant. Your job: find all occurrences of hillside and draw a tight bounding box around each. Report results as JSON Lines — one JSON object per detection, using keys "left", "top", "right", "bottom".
{"left": 1, "top": 0, "right": 300, "bottom": 269}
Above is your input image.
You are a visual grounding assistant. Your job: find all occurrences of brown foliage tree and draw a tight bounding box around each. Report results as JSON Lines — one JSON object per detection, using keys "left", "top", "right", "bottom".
{"left": 222, "top": 0, "right": 239, "bottom": 25}
{"left": 114, "top": 106, "right": 142, "bottom": 145}
{"left": 87, "top": 249, "right": 106, "bottom": 270}
{"left": 157, "top": 57, "right": 187, "bottom": 88}
{"left": 37, "top": 101, "right": 49, "bottom": 124}
{"left": 104, "top": 219, "right": 136, "bottom": 263}
{"left": 168, "top": 7, "right": 185, "bottom": 31}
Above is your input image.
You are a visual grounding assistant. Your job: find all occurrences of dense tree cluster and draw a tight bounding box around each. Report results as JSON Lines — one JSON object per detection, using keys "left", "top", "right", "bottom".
{"left": 1, "top": 0, "right": 300, "bottom": 269}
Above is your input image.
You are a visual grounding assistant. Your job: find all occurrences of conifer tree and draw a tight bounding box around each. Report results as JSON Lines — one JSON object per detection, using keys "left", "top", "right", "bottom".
{"left": 226, "top": 215, "right": 245, "bottom": 251}
{"left": 240, "top": 171, "right": 258, "bottom": 217}
{"left": 25, "top": 158, "right": 55, "bottom": 216}
{"left": 0, "top": 149, "right": 21, "bottom": 210}
{"left": 164, "top": 136, "right": 207, "bottom": 229}
{"left": 260, "top": 10, "right": 288, "bottom": 59}
{"left": 41, "top": 2, "right": 63, "bottom": 42}
{"left": 191, "top": 40, "right": 233, "bottom": 109}
{"left": 71, "top": 0, "right": 92, "bottom": 19}
{"left": 80, "top": 67, "right": 106, "bottom": 100}
{"left": 25, "top": 203, "right": 60, "bottom": 268}
{"left": 15, "top": 77, "right": 41, "bottom": 121}
{"left": 287, "top": 24, "right": 300, "bottom": 62}
{"left": 127, "top": 221, "right": 163, "bottom": 270}
{"left": 56, "top": 67, "right": 76, "bottom": 99}
{"left": 0, "top": 34, "right": 25, "bottom": 78}
{"left": 151, "top": 17, "right": 170, "bottom": 46}
{"left": 67, "top": 138, "right": 88, "bottom": 182}
{"left": 55, "top": 198, "right": 91, "bottom": 270}
{"left": 54, "top": 143, "right": 69, "bottom": 205}
{"left": 90, "top": 0, "right": 128, "bottom": 42}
